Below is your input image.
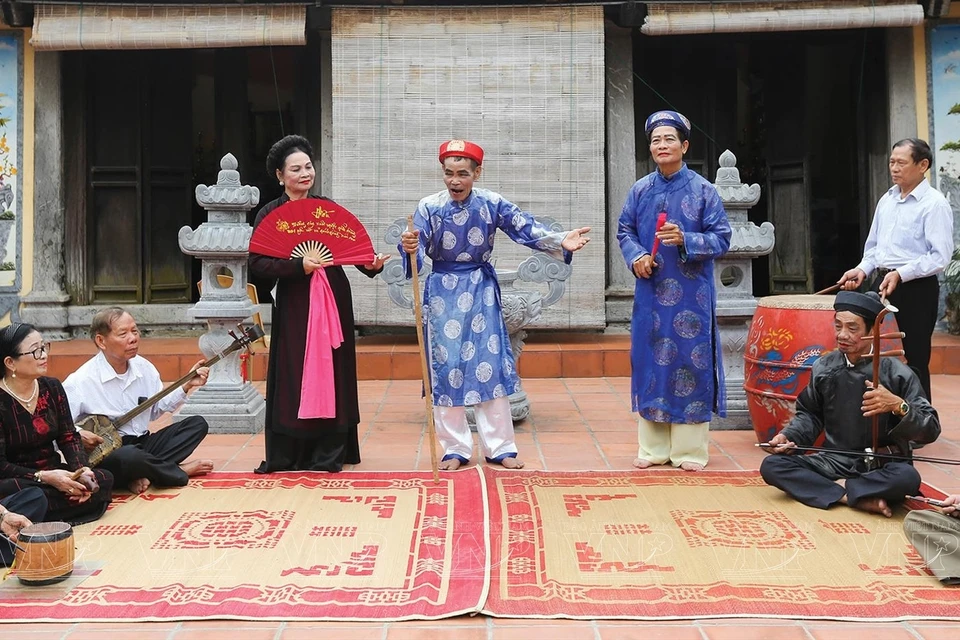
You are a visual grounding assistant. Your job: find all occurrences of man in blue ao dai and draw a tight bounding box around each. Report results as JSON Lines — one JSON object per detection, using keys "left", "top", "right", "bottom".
{"left": 400, "top": 140, "right": 592, "bottom": 470}
{"left": 617, "top": 111, "right": 731, "bottom": 472}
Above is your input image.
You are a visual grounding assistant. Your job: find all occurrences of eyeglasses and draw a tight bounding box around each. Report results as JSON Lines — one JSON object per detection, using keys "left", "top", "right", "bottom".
{"left": 16, "top": 343, "right": 50, "bottom": 360}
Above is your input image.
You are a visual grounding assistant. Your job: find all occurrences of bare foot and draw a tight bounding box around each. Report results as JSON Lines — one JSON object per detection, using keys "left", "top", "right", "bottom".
{"left": 633, "top": 458, "right": 655, "bottom": 469}
{"left": 438, "top": 458, "right": 462, "bottom": 471}
{"left": 128, "top": 477, "right": 150, "bottom": 494}
{"left": 500, "top": 457, "right": 525, "bottom": 469}
{"left": 850, "top": 496, "right": 893, "bottom": 517}
{"left": 181, "top": 459, "right": 214, "bottom": 477}
{"left": 679, "top": 461, "right": 704, "bottom": 472}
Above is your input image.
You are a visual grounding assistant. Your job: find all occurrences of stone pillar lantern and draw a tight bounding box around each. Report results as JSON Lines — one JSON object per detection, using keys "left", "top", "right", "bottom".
{"left": 177, "top": 153, "right": 266, "bottom": 433}
{"left": 711, "top": 150, "right": 775, "bottom": 429}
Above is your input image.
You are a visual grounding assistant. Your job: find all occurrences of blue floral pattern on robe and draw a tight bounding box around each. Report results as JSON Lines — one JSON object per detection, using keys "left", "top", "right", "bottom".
{"left": 402, "top": 187, "right": 571, "bottom": 407}
{"left": 617, "top": 164, "right": 732, "bottom": 424}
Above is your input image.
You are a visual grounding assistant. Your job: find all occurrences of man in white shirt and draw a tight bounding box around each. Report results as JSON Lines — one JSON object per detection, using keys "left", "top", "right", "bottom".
{"left": 840, "top": 138, "right": 955, "bottom": 401}
{"left": 64, "top": 307, "right": 213, "bottom": 494}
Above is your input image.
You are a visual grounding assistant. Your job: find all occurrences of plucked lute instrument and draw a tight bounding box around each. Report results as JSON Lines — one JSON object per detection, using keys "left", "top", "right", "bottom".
{"left": 80, "top": 324, "right": 264, "bottom": 466}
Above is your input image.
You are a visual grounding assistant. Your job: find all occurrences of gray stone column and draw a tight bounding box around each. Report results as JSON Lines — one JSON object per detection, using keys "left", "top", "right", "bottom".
{"left": 711, "top": 150, "right": 774, "bottom": 430}
{"left": 178, "top": 154, "right": 265, "bottom": 433}
{"left": 604, "top": 23, "right": 637, "bottom": 327}
{"left": 886, "top": 27, "right": 918, "bottom": 146}
{"left": 20, "top": 51, "right": 70, "bottom": 337}
{"left": 318, "top": 29, "right": 334, "bottom": 197}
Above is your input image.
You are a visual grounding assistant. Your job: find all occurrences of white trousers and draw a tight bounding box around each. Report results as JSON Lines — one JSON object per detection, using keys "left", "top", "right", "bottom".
{"left": 434, "top": 396, "right": 517, "bottom": 462}
{"left": 637, "top": 417, "right": 710, "bottom": 467}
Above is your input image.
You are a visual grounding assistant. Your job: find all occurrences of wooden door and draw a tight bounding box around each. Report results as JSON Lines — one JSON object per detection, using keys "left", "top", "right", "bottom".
{"left": 757, "top": 40, "right": 812, "bottom": 294}
{"left": 84, "top": 51, "right": 193, "bottom": 304}
{"left": 767, "top": 160, "right": 812, "bottom": 294}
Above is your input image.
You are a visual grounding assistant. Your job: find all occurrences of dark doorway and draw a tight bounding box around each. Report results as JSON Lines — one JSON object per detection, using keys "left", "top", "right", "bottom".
{"left": 633, "top": 29, "right": 888, "bottom": 297}
{"left": 63, "top": 50, "right": 194, "bottom": 305}
{"left": 64, "top": 40, "right": 321, "bottom": 306}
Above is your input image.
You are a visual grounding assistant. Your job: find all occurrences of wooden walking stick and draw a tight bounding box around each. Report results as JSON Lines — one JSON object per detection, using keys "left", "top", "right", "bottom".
{"left": 407, "top": 216, "right": 440, "bottom": 484}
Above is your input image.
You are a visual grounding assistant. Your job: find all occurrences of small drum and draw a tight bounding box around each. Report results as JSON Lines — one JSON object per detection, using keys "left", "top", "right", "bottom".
{"left": 14, "top": 521, "right": 75, "bottom": 586}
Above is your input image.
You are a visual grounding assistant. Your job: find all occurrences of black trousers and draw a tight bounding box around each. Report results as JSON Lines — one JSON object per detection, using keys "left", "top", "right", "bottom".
{"left": 760, "top": 454, "right": 920, "bottom": 510}
{"left": 869, "top": 273, "right": 939, "bottom": 401}
{"left": 99, "top": 416, "right": 208, "bottom": 488}
{"left": 0, "top": 487, "right": 48, "bottom": 566}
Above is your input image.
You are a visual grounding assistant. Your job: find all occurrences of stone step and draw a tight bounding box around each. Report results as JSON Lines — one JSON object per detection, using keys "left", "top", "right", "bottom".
{"left": 42, "top": 331, "right": 960, "bottom": 381}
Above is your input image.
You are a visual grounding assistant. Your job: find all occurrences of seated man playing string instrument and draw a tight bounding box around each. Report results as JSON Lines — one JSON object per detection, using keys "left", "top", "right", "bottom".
{"left": 760, "top": 291, "right": 940, "bottom": 517}
{"left": 63, "top": 307, "right": 213, "bottom": 494}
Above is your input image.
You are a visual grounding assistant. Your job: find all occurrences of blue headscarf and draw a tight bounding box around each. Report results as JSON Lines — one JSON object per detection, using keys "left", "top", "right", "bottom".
{"left": 644, "top": 110, "right": 691, "bottom": 139}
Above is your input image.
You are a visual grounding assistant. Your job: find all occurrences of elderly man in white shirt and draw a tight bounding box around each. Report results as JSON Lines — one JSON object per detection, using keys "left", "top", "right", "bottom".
{"left": 64, "top": 307, "right": 213, "bottom": 494}
{"left": 840, "top": 138, "right": 955, "bottom": 401}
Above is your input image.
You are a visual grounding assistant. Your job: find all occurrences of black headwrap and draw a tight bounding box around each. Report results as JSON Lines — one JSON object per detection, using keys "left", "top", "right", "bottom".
{"left": 834, "top": 291, "right": 886, "bottom": 322}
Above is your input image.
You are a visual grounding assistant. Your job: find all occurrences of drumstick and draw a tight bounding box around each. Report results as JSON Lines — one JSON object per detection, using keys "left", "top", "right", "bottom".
{"left": 814, "top": 283, "right": 843, "bottom": 295}
{"left": 650, "top": 212, "right": 668, "bottom": 259}
{"left": 407, "top": 216, "right": 440, "bottom": 484}
{"left": 906, "top": 495, "right": 948, "bottom": 508}
{"left": 0, "top": 531, "right": 25, "bottom": 554}
{"left": 69, "top": 467, "right": 98, "bottom": 493}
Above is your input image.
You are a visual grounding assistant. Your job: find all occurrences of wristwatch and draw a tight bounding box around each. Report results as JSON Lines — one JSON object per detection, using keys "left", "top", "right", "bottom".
{"left": 895, "top": 401, "right": 910, "bottom": 417}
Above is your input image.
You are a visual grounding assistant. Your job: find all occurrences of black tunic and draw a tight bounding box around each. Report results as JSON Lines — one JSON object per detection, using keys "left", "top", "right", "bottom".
{"left": 249, "top": 194, "right": 381, "bottom": 473}
{"left": 780, "top": 350, "right": 941, "bottom": 477}
{"left": 0, "top": 377, "right": 114, "bottom": 525}
{"left": 759, "top": 351, "right": 942, "bottom": 509}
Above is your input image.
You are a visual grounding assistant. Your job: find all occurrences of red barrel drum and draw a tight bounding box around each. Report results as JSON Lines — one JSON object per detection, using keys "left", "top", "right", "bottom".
{"left": 744, "top": 294, "right": 903, "bottom": 444}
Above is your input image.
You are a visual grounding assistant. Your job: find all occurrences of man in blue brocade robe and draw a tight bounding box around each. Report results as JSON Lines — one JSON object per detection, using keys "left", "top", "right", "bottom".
{"left": 401, "top": 140, "right": 592, "bottom": 470}
{"left": 617, "top": 110, "right": 731, "bottom": 472}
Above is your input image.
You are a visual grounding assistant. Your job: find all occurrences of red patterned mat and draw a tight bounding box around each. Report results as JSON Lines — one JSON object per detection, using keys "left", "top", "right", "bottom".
{"left": 0, "top": 470, "right": 489, "bottom": 622}
{"left": 481, "top": 469, "right": 960, "bottom": 621}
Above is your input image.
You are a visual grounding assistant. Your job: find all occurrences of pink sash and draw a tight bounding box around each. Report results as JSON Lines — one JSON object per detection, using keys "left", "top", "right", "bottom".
{"left": 298, "top": 268, "right": 344, "bottom": 419}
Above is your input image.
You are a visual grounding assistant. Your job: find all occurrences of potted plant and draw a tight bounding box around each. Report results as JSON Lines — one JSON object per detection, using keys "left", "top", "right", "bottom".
{"left": 943, "top": 247, "right": 960, "bottom": 335}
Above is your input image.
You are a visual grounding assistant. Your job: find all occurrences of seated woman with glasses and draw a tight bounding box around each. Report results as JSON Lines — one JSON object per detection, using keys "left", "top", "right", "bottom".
{"left": 0, "top": 323, "right": 113, "bottom": 525}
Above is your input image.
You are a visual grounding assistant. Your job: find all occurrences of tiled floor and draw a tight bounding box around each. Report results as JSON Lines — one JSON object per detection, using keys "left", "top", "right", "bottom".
{"left": 41, "top": 329, "right": 960, "bottom": 383}
{"left": 6, "top": 375, "right": 960, "bottom": 637}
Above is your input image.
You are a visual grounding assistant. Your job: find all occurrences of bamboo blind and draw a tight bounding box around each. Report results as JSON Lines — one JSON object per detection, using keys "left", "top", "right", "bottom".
{"left": 333, "top": 6, "right": 606, "bottom": 329}
{"left": 642, "top": 1, "right": 923, "bottom": 35}
{"left": 31, "top": 3, "right": 306, "bottom": 51}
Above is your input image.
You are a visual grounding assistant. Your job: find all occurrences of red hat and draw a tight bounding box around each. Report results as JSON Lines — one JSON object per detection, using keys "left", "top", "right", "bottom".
{"left": 439, "top": 139, "right": 483, "bottom": 166}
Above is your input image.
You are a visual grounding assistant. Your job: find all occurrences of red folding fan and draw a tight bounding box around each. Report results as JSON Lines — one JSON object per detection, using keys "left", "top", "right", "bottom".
{"left": 249, "top": 198, "right": 375, "bottom": 265}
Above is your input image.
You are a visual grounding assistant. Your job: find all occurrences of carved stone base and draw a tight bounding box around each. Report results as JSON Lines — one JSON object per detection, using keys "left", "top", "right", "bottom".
{"left": 713, "top": 301, "right": 755, "bottom": 431}
{"left": 19, "top": 290, "right": 71, "bottom": 339}
{"left": 175, "top": 384, "right": 265, "bottom": 434}
{"left": 466, "top": 390, "right": 530, "bottom": 430}
{"left": 710, "top": 406, "right": 751, "bottom": 430}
